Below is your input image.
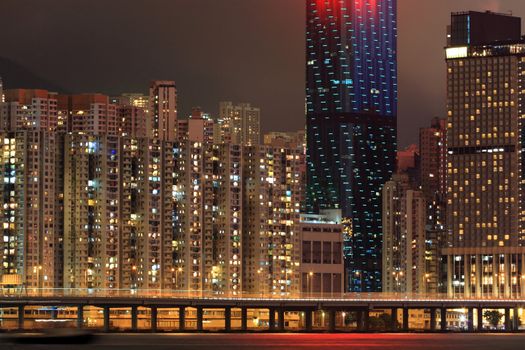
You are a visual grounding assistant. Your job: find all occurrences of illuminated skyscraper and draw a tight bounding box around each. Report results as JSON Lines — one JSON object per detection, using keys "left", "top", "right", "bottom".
{"left": 306, "top": 0, "right": 397, "bottom": 291}
{"left": 444, "top": 11, "right": 525, "bottom": 298}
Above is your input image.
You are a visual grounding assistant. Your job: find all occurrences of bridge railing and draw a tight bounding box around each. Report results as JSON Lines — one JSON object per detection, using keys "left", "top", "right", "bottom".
{"left": 1, "top": 288, "right": 524, "bottom": 301}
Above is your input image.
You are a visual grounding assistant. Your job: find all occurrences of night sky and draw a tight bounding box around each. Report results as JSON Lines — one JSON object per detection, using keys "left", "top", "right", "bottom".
{"left": 1, "top": 0, "right": 524, "bottom": 146}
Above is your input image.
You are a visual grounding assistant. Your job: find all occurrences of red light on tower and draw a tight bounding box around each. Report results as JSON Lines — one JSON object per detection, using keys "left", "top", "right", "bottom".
{"left": 316, "top": 0, "right": 337, "bottom": 17}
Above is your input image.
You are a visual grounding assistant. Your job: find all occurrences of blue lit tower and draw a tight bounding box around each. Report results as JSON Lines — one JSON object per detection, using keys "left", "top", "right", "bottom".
{"left": 306, "top": 0, "right": 397, "bottom": 292}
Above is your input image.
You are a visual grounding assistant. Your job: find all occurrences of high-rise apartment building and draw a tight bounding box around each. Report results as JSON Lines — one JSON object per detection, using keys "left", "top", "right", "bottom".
{"left": 173, "top": 141, "right": 243, "bottom": 294}
{"left": 445, "top": 11, "right": 525, "bottom": 297}
{"left": 56, "top": 94, "right": 118, "bottom": 136}
{"left": 1, "top": 89, "right": 58, "bottom": 131}
{"left": 217, "top": 102, "right": 260, "bottom": 145}
{"left": 306, "top": 0, "right": 398, "bottom": 292}
{"left": 242, "top": 144, "right": 305, "bottom": 295}
{"left": 149, "top": 81, "right": 177, "bottom": 142}
{"left": 111, "top": 93, "right": 149, "bottom": 110}
{"left": 177, "top": 107, "right": 215, "bottom": 144}
{"left": 117, "top": 105, "right": 147, "bottom": 138}
{"left": 63, "top": 134, "right": 176, "bottom": 290}
{"left": 382, "top": 174, "right": 438, "bottom": 294}
{"left": 420, "top": 117, "right": 447, "bottom": 200}
{"left": 0, "top": 89, "right": 62, "bottom": 289}
{"left": 263, "top": 131, "right": 306, "bottom": 149}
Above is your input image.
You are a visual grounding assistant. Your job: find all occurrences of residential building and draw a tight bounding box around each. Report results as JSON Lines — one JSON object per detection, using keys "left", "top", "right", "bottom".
{"left": 217, "top": 102, "right": 260, "bottom": 145}
{"left": 149, "top": 81, "right": 177, "bottom": 142}
{"left": 242, "top": 144, "right": 304, "bottom": 296}
{"left": 382, "top": 174, "right": 437, "bottom": 294}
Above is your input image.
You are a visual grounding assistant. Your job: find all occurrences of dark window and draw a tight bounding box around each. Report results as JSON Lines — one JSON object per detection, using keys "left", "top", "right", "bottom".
{"left": 323, "top": 242, "right": 331, "bottom": 264}
{"left": 312, "top": 241, "right": 321, "bottom": 264}
{"left": 302, "top": 240, "right": 311, "bottom": 263}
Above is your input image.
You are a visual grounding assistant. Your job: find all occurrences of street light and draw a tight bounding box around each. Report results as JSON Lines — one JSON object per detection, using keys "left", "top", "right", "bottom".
{"left": 257, "top": 269, "right": 263, "bottom": 297}
{"left": 176, "top": 267, "right": 182, "bottom": 291}
{"left": 131, "top": 265, "right": 137, "bottom": 292}
{"left": 355, "top": 271, "right": 363, "bottom": 291}
{"left": 307, "top": 272, "right": 314, "bottom": 297}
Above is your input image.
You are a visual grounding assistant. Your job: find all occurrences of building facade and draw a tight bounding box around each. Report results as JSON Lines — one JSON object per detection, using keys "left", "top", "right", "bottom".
{"left": 298, "top": 211, "right": 345, "bottom": 296}
{"left": 306, "top": 0, "right": 398, "bottom": 292}
{"left": 444, "top": 11, "right": 525, "bottom": 298}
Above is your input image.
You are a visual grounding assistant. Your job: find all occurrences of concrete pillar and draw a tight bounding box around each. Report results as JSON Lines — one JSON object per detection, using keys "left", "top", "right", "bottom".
{"left": 493, "top": 255, "right": 500, "bottom": 298}
{"left": 241, "top": 308, "right": 248, "bottom": 331}
{"left": 364, "top": 310, "right": 370, "bottom": 331}
{"left": 151, "top": 307, "right": 158, "bottom": 332}
{"left": 402, "top": 308, "right": 409, "bottom": 332}
{"left": 328, "top": 310, "right": 336, "bottom": 332}
{"left": 447, "top": 255, "right": 453, "bottom": 297}
{"left": 197, "top": 307, "right": 204, "bottom": 331}
{"left": 278, "top": 309, "right": 285, "bottom": 332}
{"left": 103, "top": 306, "right": 110, "bottom": 332}
{"left": 505, "top": 308, "right": 511, "bottom": 331}
{"left": 305, "top": 310, "right": 313, "bottom": 332}
{"left": 268, "top": 308, "right": 276, "bottom": 331}
{"left": 430, "top": 308, "right": 436, "bottom": 331}
{"left": 513, "top": 308, "right": 520, "bottom": 331}
{"left": 464, "top": 255, "right": 471, "bottom": 298}
{"left": 224, "top": 307, "right": 232, "bottom": 332}
{"left": 131, "top": 306, "right": 138, "bottom": 332}
{"left": 356, "top": 310, "right": 364, "bottom": 331}
{"left": 504, "top": 255, "right": 511, "bottom": 298}
{"left": 179, "top": 307, "right": 185, "bottom": 331}
{"left": 17, "top": 305, "right": 24, "bottom": 331}
{"left": 391, "top": 308, "right": 398, "bottom": 331}
{"left": 440, "top": 308, "right": 447, "bottom": 331}
{"left": 77, "top": 305, "right": 84, "bottom": 329}
{"left": 477, "top": 308, "right": 483, "bottom": 331}
{"left": 521, "top": 254, "right": 525, "bottom": 297}
{"left": 475, "top": 255, "right": 482, "bottom": 298}
{"left": 467, "top": 308, "right": 474, "bottom": 332}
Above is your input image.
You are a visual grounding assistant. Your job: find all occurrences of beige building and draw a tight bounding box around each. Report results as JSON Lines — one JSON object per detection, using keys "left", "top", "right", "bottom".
{"left": 297, "top": 211, "right": 344, "bottom": 296}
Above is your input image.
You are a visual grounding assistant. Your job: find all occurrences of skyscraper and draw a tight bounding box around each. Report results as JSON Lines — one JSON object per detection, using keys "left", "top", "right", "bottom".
{"left": 306, "top": 0, "right": 397, "bottom": 291}
{"left": 444, "top": 11, "right": 525, "bottom": 298}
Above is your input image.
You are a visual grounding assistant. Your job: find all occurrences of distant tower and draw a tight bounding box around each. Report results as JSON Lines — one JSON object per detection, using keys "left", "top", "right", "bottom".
{"left": 306, "top": 0, "right": 398, "bottom": 292}
{"left": 149, "top": 81, "right": 177, "bottom": 142}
